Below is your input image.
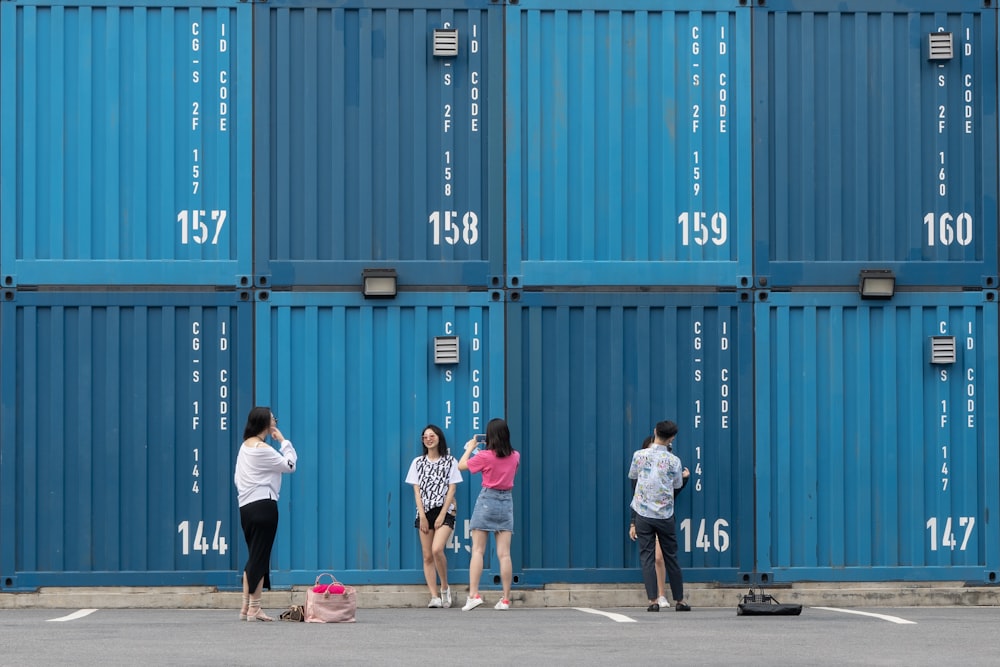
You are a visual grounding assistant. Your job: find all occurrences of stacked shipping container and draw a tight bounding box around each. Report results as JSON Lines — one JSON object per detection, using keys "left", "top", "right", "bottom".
{"left": 0, "top": 0, "right": 255, "bottom": 589}
{"left": 752, "top": 0, "right": 999, "bottom": 583}
{"left": 0, "top": 0, "right": 996, "bottom": 591}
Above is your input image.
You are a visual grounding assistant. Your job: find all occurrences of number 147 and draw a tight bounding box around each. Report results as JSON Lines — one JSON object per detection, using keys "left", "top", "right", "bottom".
{"left": 925, "top": 516, "right": 975, "bottom": 551}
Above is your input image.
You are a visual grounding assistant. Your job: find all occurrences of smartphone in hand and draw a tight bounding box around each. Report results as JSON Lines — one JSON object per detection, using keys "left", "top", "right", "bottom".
{"left": 474, "top": 434, "right": 487, "bottom": 446}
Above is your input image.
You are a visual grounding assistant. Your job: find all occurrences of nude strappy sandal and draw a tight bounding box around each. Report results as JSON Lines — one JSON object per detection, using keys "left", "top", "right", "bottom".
{"left": 246, "top": 598, "right": 274, "bottom": 622}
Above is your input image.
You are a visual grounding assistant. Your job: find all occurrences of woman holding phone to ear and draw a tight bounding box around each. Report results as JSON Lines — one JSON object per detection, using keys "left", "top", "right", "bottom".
{"left": 234, "top": 407, "right": 297, "bottom": 622}
{"left": 458, "top": 418, "right": 520, "bottom": 611}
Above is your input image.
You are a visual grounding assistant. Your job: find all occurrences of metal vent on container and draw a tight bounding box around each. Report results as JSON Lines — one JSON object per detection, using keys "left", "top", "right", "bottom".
{"left": 433, "top": 29, "right": 459, "bottom": 57}
{"left": 929, "top": 336, "right": 956, "bottom": 364}
{"left": 928, "top": 33, "right": 954, "bottom": 61}
{"left": 433, "top": 336, "right": 460, "bottom": 364}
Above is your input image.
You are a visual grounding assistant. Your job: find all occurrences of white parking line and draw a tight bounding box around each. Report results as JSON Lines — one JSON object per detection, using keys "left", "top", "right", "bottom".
{"left": 47, "top": 609, "right": 98, "bottom": 622}
{"left": 573, "top": 607, "right": 637, "bottom": 623}
{"left": 812, "top": 607, "right": 916, "bottom": 625}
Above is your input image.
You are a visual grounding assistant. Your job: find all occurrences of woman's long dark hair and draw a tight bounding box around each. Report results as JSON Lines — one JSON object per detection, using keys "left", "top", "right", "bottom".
{"left": 243, "top": 406, "right": 272, "bottom": 440}
{"left": 485, "top": 418, "right": 513, "bottom": 458}
{"left": 421, "top": 424, "right": 448, "bottom": 457}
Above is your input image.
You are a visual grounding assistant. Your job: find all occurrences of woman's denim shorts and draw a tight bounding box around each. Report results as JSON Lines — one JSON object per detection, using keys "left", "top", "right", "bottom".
{"left": 469, "top": 487, "right": 514, "bottom": 533}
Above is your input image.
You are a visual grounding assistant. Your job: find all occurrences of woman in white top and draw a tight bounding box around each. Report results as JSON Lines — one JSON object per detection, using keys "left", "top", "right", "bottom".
{"left": 404, "top": 424, "right": 462, "bottom": 608}
{"left": 234, "top": 406, "right": 297, "bottom": 621}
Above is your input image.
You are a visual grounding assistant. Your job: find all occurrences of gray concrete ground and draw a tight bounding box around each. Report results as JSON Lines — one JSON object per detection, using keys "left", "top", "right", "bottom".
{"left": 3, "top": 605, "right": 1000, "bottom": 666}
{"left": 2, "top": 581, "right": 1000, "bottom": 610}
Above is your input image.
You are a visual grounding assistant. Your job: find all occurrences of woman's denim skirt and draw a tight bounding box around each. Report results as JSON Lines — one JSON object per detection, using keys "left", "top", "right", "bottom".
{"left": 469, "top": 487, "right": 514, "bottom": 532}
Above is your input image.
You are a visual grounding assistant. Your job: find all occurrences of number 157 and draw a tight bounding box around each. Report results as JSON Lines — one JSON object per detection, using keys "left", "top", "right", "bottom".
{"left": 178, "top": 210, "right": 228, "bottom": 245}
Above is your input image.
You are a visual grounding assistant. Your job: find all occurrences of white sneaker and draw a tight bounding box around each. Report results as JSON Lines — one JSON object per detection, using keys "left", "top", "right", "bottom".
{"left": 427, "top": 597, "right": 443, "bottom": 608}
{"left": 462, "top": 595, "right": 483, "bottom": 611}
{"left": 656, "top": 596, "right": 670, "bottom": 608}
{"left": 494, "top": 598, "right": 510, "bottom": 610}
{"left": 441, "top": 588, "right": 452, "bottom": 609}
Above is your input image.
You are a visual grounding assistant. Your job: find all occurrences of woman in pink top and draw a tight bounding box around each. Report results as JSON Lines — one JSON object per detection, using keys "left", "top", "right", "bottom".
{"left": 457, "top": 418, "right": 520, "bottom": 611}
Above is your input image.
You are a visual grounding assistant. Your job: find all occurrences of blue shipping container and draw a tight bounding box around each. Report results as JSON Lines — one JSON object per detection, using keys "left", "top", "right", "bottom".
{"left": 253, "top": 291, "right": 505, "bottom": 584}
{"left": 0, "top": 0, "right": 253, "bottom": 286}
{"left": 506, "top": 0, "right": 752, "bottom": 288}
{"left": 506, "top": 291, "right": 755, "bottom": 585}
{"left": 0, "top": 291, "right": 253, "bottom": 590}
{"left": 755, "top": 291, "right": 1000, "bottom": 582}
{"left": 753, "top": 0, "right": 998, "bottom": 288}
{"left": 253, "top": 0, "right": 504, "bottom": 288}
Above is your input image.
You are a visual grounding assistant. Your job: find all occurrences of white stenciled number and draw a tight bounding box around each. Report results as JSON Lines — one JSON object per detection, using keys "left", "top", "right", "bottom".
{"left": 923, "top": 212, "right": 973, "bottom": 247}
{"left": 679, "top": 518, "right": 731, "bottom": 553}
{"left": 692, "top": 151, "right": 701, "bottom": 197}
{"left": 926, "top": 516, "right": 976, "bottom": 551}
{"left": 713, "top": 519, "right": 730, "bottom": 551}
{"left": 696, "top": 520, "right": 710, "bottom": 551}
{"left": 462, "top": 212, "right": 480, "bottom": 245}
{"left": 178, "top": 520, "right": 228, "bottom": 556}
{"left": 178, "top": 520, "right": 190, "bottom": 555}
{"left": 428, "top": 211, "right": 480, "bottom": 246}
{"left": 212, "top": 521, "right": 228, "bottom": 554}
{"left": 446, "top": 519, "right": 472, "bottom": 553}
{"left": 446, "top": 525, "right": 464, "bottom": 554}
{"left": 678, "top": 212, "right": 728, "bottom": 246}
{"left": 178, "top": 210, "right": 228, "bottom": 245}
{"left": 193, "top": 520, "right": 209, "bottom": 554}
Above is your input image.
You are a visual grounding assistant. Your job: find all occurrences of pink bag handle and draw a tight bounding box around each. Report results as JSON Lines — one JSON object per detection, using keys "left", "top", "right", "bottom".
{"left": 313, "top": 572, "right": 346, "bottom": 595}
{"left": 314, "top": 573, "right": 337, "bottom": 587}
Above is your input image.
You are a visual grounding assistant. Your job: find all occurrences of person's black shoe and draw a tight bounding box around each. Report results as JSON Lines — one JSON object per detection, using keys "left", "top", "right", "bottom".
{"left": 675, "top": 602, "right": 691, "bottom": 612}
{"left": 646, "top": 603, "right": 660, "bottom": 612}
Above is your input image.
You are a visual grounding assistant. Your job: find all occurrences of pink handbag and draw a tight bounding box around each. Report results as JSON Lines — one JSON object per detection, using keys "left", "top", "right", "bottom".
{"left": 305, "top": 573, "right": 357, "bottom": 623}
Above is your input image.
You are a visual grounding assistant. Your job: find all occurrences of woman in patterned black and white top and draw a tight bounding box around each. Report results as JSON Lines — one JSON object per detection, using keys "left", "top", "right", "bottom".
{"left": 405, "top": 424, "right": 463, "bottom": 608}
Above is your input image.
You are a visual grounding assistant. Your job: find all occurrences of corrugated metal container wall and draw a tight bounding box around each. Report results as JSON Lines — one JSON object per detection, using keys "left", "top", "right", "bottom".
{"left": 506, "top": 1, "right": 752, "bottom": 288}
{"left": 755, "top": 292, "right": 1000, "bottom": 582}
{"left": 753, "top": 1, "right": 998, "bottom": 288}
{"left": 254, "top": 291, "right": 504, "bottom": 584}
{"left": 0, "top": 1, "right": 253, "bottom": 287}
{"left": 253, "top": 0, "right": 503, "bottom": 288}
{"left": 507, "top": 292, "right": 754, "bottom": 584}
{"left": 0, "top": 291, "right": 253, "bottom": 590}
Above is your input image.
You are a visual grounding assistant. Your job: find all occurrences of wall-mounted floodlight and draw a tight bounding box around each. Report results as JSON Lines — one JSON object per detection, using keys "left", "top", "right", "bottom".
{"left": 433, "top": 29, "right": 459, "bottom": 57}
{"left": 433, "top": 336, "right": 460, "bottom": 364}
{"left": 362, "top": 268, "right": 397, "bottom": 298}
{"left": 928, "top": 32, "right": 954, "bottom": 61}
{"left": 929, "top": 336, "right": 956, "bottom": 365}
{"left": 859, "top": 269, "right": 895, "bottom": 299}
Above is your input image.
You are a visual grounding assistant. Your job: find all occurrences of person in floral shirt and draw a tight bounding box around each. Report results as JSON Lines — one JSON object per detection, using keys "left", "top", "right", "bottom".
{"left": 628, "top": 420, "right": 690, "bottom": 612}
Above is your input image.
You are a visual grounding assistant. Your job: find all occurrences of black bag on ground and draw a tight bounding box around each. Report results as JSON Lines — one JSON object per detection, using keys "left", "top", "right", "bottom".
{"left": 736, "top": 587, "right": 802, "bottom": 616}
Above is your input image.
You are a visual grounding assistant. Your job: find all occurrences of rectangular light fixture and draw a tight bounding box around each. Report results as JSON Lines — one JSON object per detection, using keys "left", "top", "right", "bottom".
{"left": 858, "top": 269, "right": 895, "bottom": 299}
{"left": 362, "top": 268, "right": 397, "bottom": 298}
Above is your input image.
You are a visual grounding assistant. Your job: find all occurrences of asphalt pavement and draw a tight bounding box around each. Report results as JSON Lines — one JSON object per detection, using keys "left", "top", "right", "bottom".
{"left": 3, "top": 605, "right": 1000, "bottom": 666}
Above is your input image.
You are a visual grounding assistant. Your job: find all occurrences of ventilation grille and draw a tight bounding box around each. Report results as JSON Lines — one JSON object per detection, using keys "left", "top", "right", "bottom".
{"left": 930, "top": 336, "right": 956, "bottom": 364}
{"left": 433, "top": 336, "right": 460, "bottom": 364}
{"left": 433, "top": 29, "right": 459, "bottom": 57}
{"left": 928, "top": 33, "right": 954, "bottom": 61}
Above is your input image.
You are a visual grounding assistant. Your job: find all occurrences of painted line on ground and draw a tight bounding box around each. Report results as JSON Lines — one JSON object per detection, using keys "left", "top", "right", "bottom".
{"left": 572, "top": 607, "right": 637, "bottom": 623}
{"left": 47, "top": 609, "right": 98, "bottom": 622}
{"left": 812, "top": 607, "right": 916, "bottom": 625}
